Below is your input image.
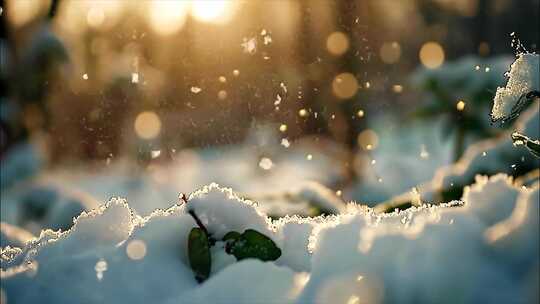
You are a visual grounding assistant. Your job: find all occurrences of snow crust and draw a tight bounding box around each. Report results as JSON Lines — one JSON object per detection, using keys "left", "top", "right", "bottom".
{"left": 491, "top": 53, "right": 539, "bottom": 122}
{"left": 1, "top": 174, "right": 538, "bottom": 303}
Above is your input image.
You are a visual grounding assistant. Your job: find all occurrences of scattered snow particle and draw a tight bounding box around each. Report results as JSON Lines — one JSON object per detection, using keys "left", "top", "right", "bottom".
{"left": 420, "top": 144, "right": 430, "bottom": 159}
{"left": 365, "top": 81, "right": 371, "bottom": 89}
{"left": 377, "top": 177, "right": 383, "bottom": 183}
{"left": 219, "top": 76, "right": 227, "bottom": 83}
{"left": 484, "top": 67, "right": 490, "bottom": 72}
{"left": 298, "top": 108, "right": 308, "bottom": 117}
{"left": 190, "top": 86, "right": 202, "bottom": 94}
{"left": 82, "top": 73, "right": 89, "bottom": 80}
{"left": 392, "top": 84, "right": 403, "bottom": 93}
{"left": 456, "top": 100, "right": 466, "bottom": 111}
{"left": 331, "top": 114, "right": 336, "bottom": 120}
{"left": 106, "top": 154, "right": 113, "bottom": 165}
{"left": 259, "top": 157, "right": 274, "bottom": 170}
{"left": 371, "top": 159, "right": 376, "bottom": 165}
{"left": 475, "top": 65, "right": 481, "bottom": 71}
{"left": 274, "top": 94, "right": 282, "bottom": 106}
{"left": 260, "top": 29, "right": 273, "bottom": 45}
{"left": 281, "top": 138, "right": 290, "bottom": 148}
{"left": 482, "top": 151, "right": 487, "bottom": 157}
{"left": 151, "top": 150, "right": 161, "bottom": 159}
{"left": 94, "top": 259, "right": 108, "bottom": 281}
{"left": 279, "top": 124, "right": 288, "bottom": 132}
{"left": 131, "top": 73, "right": 139, "bottom": 83}
{"left": 336, "top": 190, "right": 342, "bottom": 196}
{"left": 233, "top": 69, "right": 240, "bottom": 77}
{"left": 126, "top": 239, "right": 147, "bottom": 260}
{"left": 241, "top": 37, "right": 257, "bottom": 54}
{"left": 306, "top": 154, "right": 313, "bottom": 160}
{"left": 280, "top": 82, "right": 288, "bottom": 93}
{"left": 357, "top": 110, "right": 365, "bottom": 118}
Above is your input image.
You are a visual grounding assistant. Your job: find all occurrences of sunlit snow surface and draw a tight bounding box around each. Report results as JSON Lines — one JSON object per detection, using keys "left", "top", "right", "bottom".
{"left": 491, "top": 53, "right": 539, "bottom": 122}
{"left": 1, "top": 175, "right": 538, "bottom": 304}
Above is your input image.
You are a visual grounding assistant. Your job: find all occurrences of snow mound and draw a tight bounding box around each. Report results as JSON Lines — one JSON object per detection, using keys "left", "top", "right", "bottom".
{"left": 491, "top": 53, "right": 539, "bottom": 122}
{"left": 1, "top": 176, "right": 538, "bottom": 303}
{"left": 384, "top": 100, "right": 539, "bottom": 206}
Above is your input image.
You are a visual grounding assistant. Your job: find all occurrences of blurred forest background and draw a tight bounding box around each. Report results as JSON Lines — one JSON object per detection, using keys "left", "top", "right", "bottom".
{"left": 1, "top": 0, "right": 539, "bottom": 203}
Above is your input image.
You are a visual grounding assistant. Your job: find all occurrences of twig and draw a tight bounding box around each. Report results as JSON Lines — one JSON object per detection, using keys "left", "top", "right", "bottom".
{"left": 188, "top": 210, "right": 209, "bottom": 236}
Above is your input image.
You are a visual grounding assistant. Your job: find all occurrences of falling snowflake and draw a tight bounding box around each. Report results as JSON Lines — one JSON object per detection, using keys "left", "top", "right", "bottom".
{"left": 131, "top": 73, "right": 139, "bottom": 84}
{"left": 94, "top": 259, "right": 108, "bottom": 281}
{"left": 259, "top": 157, "right": 274, "bottom": 170}
{"left": 241, "top": 37, "right": 257, "bottom": 54}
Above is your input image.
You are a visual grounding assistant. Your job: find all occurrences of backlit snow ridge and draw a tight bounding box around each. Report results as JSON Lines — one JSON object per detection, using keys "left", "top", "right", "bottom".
{"left": 491, "top": 53, "right": 539, "bottom": 122}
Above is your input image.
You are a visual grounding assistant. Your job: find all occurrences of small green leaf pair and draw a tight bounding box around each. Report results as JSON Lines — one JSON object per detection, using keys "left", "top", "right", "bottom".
{"left": 223, "top": 229, "right": 282, "bottom": 261}
{"left": 187, "top": 210, "right": 281, "bottom": 283}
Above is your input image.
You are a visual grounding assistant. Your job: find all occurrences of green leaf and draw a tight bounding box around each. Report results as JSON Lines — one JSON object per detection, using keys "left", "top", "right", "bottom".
{"left": 228, "top": 229, "right": 281, "bottom": 262}
{"left": 188, "top": 227, "right": 211, "bottom": 283}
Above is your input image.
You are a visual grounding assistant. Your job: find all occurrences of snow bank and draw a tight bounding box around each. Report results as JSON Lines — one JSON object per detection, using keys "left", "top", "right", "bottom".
{"left": 385, "top": 99, "right": 539, "bottom": 207}
{"left": 1, "top": 174, "right": 538, "bottom": 303}
{"left": 0, "top": 134, "right": 346, "bottom": 237}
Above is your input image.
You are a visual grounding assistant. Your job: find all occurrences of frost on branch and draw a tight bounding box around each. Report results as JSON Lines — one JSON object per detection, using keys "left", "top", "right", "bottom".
{"left": 1, "top": 176, "right": 539, "bottom": 303}
{"left": 491, "top": 53, "right": 539, "bottom": 122}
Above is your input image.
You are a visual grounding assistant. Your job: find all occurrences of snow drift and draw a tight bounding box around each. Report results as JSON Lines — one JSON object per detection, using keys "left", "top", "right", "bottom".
{"left": 1, "top": 174, "right": 538, "bottom": 304}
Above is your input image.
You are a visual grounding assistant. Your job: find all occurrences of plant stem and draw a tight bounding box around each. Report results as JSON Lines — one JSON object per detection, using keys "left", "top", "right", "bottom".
{"left": 454, "top": 127, "right": 466, "bottom": 162}
{"left": 188, "top": 210, "right": 209, "bottom": 236}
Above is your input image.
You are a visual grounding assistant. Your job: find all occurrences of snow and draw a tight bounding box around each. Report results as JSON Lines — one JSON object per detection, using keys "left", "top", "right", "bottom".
{"left": 491, "top": 53, "right": 540, "bottom": 122}
{"left": 1, "top": 33, "right": 539, "bottom": 304}
{"left": 346, "top": 117, "right": 454, "bottom": 204}
{"left": 385, "top": 99, "right": 539, "bottom": 206}
{"left": 1, "top": 173, "right": 538, "bottom": 303}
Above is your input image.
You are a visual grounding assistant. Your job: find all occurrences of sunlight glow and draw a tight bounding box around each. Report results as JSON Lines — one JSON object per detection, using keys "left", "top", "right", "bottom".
{"left": 332, "top": 73, "right": 359, "bottom": 99}
{"left": 147, "top": 1, "right": 190, "bottom": 36}
{"left": 134, "top": 111, "right": 162, "bottom": 140}
{"left": 126, "top": 240, "right": 147, "bottom": 260}
{"left": 358, "top": 129, "right": 379, "bottom": 151}
{"left": 326, "top": 31, "right": 350, "bottom": 56}
{"left": 380, "top": 42, "right": 402, "bottom": 64}
{"left": 86, "top": 6, "right": 105, "bottom": 29}
{"left": 419, "top": 42, "right": 445, "bottom": 69}
{"left": 6, "top": 0, "right": 44, "bottom": 27}
{"left": 456, "top": 100, "right": 466, "bottom": 111}
{"left": 190, "top": 0, "right": 236, "bottom": 24}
